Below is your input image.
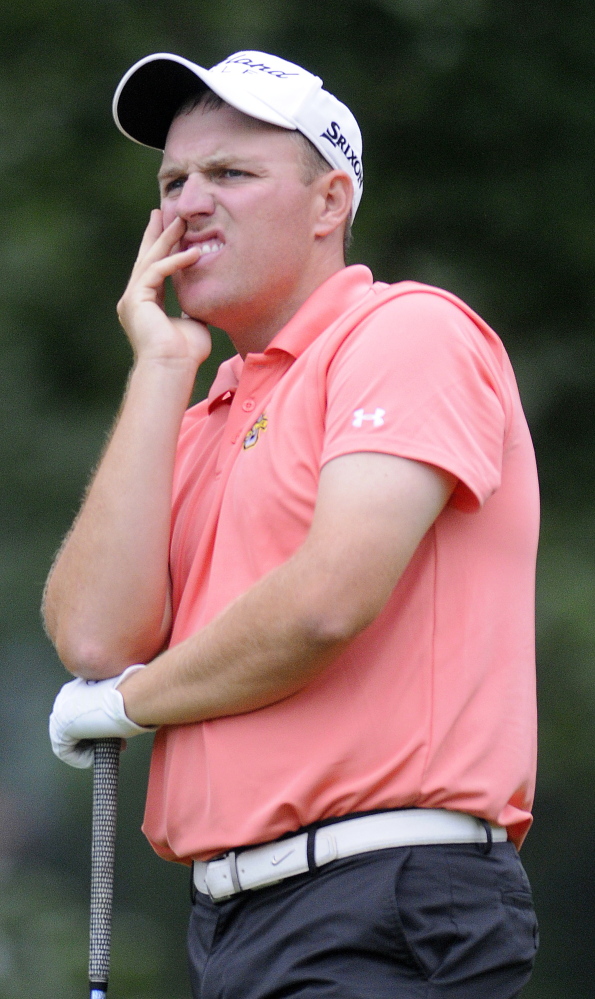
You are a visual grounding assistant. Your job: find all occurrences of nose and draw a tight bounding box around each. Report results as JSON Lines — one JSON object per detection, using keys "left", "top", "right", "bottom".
{"left": 175, "top": 173, "right": 216, "bottom": 222}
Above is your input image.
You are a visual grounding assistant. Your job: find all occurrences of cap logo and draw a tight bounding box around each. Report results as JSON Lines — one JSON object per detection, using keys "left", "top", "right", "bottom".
{"left": 320, "top": 121, "right": 363, "bottom": 186}
{"left": 220, "top": 55, "right": 300, "bottom": 79}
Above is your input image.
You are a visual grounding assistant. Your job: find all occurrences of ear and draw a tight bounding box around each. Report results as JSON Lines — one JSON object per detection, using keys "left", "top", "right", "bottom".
{"left": 313, "top": 171, "right": 353, "bottom": 239}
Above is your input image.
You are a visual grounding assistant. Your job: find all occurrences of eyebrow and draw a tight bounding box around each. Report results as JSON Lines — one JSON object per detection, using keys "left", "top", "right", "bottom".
{"left": 158, "top": 154, "right": 256, "bottom": 183}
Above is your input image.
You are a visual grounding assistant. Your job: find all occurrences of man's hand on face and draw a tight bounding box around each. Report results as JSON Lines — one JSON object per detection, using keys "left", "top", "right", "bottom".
{"left": 117, "top": 210, "right": 212, "bottom": 368}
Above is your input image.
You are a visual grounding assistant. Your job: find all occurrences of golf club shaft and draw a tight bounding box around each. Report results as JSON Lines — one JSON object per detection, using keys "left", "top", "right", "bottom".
{"left": 89, "top": 738, "right": 121, "bottom": 999}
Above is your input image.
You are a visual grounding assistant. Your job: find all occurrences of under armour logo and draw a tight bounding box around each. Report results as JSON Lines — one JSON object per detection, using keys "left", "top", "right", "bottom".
{"left": 352, "top": 408, "right": 386, "bottom": 428}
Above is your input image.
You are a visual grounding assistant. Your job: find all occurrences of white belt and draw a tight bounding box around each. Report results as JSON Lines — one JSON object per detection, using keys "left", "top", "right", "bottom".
{"left": 192, "top": 809, "right": 507, "bottom": 901}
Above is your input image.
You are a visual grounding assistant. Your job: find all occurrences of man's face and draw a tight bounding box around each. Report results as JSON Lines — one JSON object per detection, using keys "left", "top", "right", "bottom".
{"left": 159, "top": 103, "right": 327, "bottom": 350}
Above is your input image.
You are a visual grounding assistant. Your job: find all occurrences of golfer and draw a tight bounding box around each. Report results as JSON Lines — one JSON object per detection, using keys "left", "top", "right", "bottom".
{"left": 46, "top": 50, "right": 539, "bottom": 998}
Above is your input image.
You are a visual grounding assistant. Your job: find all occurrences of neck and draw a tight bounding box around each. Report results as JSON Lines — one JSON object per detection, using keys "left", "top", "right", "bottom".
{"left": 227, "top": 256, "right": 347, "bottom": 359}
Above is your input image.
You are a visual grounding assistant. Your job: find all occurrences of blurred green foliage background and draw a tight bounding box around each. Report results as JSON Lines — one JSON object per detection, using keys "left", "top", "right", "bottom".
{"left": 1, "top": 0, "right": 594, "bottom": 995}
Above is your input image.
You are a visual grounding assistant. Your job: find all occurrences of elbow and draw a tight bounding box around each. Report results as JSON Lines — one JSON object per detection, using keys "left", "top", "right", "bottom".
{"left": 50, "top": 618, "right": 169, "bottom": 679}
{"left": 296, "top": 567, "right": 396, "bottom": 651}
{"left": 43, "top": 590, "right": 171, "bottom": 679}
{"left": 42, "top": 595, "right": 122, "bottom": 678}
{"left": 52, "top": 629, "right": 127, "bottom": 680}
{"left": 49, "top": 612, "right": 161, "bottom": 679}
{"left": 300, "top": 597, "right": 378, "bottom": 651}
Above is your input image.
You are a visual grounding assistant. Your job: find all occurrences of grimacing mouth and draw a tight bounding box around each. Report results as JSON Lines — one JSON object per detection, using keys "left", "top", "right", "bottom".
{"left": 181, "top": 229, "right": 226, "bottom": 257}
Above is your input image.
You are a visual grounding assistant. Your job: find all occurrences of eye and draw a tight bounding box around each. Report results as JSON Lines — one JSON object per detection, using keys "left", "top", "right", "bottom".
{"left": 162, "top": 176, "right": 186, "bottom": 195}
{"left": 217, "top": 168, "right": 250, "bottom": 180}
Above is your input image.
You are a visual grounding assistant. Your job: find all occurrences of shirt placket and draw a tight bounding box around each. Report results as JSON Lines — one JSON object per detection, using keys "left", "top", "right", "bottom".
{"left": 214, "top": 352, "right": 293, "bottom": 475}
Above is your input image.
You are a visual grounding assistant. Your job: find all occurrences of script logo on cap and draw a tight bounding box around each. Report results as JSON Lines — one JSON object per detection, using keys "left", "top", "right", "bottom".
{"left": 218, "top": 54, "right": 300, "bottom": 79}
{"left": 320, "top": 121, "right": 363, "bottom": 188}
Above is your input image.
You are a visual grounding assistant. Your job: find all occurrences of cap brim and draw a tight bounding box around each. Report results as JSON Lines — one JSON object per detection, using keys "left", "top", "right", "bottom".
{"left": 113, "top": 54, "right": 212, "bottom": 149}
{"left": 113, "top": 53, "right": 296, "bottom": 151}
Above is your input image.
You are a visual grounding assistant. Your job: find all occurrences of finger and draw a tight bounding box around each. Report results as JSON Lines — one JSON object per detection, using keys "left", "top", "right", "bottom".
{"left": 135, "top": 215, "right": 187, "bottom": 270}
{"left": 140, "top": 244, "right": 202, "bottom": 289}
{"left": 135, "top": 209, "right": 166, "bottom": 261}
{"left": 60, "top": 740, "right": 95, "bottom": 768}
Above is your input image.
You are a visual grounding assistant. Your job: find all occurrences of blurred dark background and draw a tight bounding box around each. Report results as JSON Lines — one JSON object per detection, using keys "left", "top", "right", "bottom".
{"left": 1, "top": 1, "right": 594, "bottom": 995}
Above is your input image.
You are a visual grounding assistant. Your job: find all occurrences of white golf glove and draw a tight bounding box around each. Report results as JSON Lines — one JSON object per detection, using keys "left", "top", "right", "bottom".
{"left": 49, "top": 664, "right": 156, "bottom": 769}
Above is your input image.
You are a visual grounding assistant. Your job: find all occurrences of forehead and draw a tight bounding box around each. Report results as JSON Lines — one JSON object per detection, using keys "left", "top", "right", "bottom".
{"left": 161, "top": 103, "right": 300, "bottom": 167}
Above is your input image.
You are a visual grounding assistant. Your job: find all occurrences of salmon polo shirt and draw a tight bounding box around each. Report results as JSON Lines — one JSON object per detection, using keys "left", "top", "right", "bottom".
{"left": 142, "top": 265, "right": 539, "bottom": 863}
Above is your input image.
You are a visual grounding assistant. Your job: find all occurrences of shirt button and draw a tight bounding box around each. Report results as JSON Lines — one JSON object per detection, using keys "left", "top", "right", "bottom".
{"left": 242, "top": 399, "right": 255, "bottom": 412}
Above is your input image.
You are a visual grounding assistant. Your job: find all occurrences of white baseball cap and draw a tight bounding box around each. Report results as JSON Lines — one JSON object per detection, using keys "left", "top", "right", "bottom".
{"left": 113, "top": 50, "right": 363, "bottom": 215}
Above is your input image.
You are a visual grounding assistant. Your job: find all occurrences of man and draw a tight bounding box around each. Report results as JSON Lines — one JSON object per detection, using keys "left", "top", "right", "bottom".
{"left": 46, "top": 50, "right": 539, "bottom": 998}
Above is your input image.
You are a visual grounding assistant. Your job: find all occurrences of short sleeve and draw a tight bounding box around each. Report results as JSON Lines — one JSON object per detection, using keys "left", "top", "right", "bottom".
{"left": 321, "top": 290, "right": 510, "bottom": 511}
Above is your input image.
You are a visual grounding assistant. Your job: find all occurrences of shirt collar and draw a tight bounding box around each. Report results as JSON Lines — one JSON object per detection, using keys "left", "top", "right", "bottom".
{"left": 207, "top": 353, "right": 244, "bottom": 412}
{"left": 265, "top": 265, "right": 374, "bottom": 360}
{"left": 207, "top": 265, "right": 374, "bottom": 413}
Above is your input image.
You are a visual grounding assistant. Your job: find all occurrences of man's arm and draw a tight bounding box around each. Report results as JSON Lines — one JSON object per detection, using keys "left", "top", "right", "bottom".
{"left": 43, "top": 212, "right": 210, "bottom": 677}
{"left": 118, "top": 450, "right": 456, "bottom": 726}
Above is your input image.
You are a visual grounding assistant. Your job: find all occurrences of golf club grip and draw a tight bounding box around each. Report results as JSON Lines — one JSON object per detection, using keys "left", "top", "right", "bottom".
{"left": 89, "top": 738, "right": 120, "bottom": 998}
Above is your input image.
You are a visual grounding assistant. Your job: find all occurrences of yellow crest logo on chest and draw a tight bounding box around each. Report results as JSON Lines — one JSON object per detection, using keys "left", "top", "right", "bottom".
{"left": 243, "top": 413, "right": 268, "bottom": 449}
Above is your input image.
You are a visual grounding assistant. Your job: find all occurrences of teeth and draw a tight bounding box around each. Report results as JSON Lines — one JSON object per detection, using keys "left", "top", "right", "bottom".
{"left": 197, "top": 241, "right": 223, "bottom": 256}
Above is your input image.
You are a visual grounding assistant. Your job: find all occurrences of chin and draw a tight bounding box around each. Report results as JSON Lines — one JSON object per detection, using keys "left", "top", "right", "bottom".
{"left": 176, "top": 293, "right": 216, "bottom": 327}
{"left": 175, "top": 277, "right": 224, "bottom": 322}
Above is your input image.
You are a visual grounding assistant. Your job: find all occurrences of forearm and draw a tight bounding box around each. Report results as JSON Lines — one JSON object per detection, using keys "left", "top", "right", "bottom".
{"left": 49, "top": 453, "right": 456, "bottom": 769}
{"left": 43, "top": 355, "right": 197, "bottom": 677}
{"left": 118, "top": 548, "right": 352, "bottom": 726}
{"left": 118, "top": 452, "right": 456, "bottom": 726}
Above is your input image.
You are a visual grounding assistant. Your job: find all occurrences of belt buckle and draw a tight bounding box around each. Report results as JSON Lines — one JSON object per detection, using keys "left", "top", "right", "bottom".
{"left": 204, "top": 852, "right": 242, "bottom": 901}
